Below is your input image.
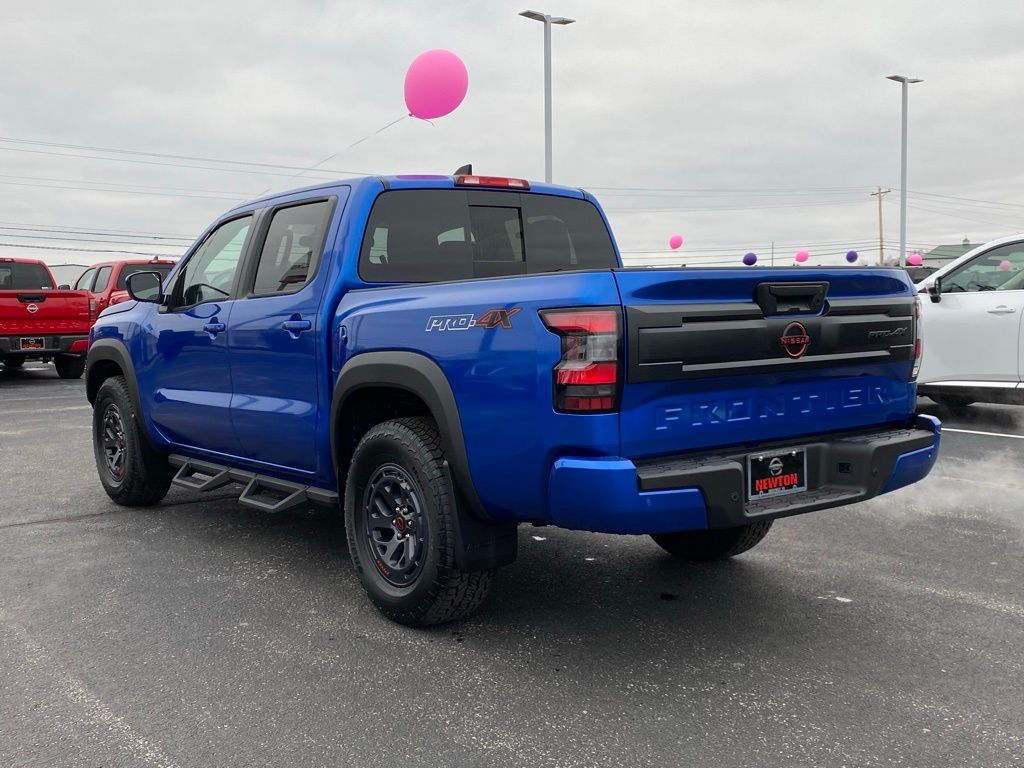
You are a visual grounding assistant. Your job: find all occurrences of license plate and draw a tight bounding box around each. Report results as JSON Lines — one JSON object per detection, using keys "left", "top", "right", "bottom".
{"left": 747, "top": 448, "right": 807, "bottom": 500}
{"left": 19, "top": 337, "right": 45, "bottom": 350}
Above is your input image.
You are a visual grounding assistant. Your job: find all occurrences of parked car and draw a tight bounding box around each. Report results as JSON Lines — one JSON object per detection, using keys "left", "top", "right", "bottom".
{"left": 915, "top": 235, "right": 1024, "bottom": 408}
{"left": 905, "top": 265, "right": 939, "bottom": 283}
{"left": 74, "top": 257, "right": 177, "bottom": 315}
{"left": 0, "top": 257, "right": 94, "bottom": 377}
{"left": 86, "top": 173, "right": 940, "bottom": 626}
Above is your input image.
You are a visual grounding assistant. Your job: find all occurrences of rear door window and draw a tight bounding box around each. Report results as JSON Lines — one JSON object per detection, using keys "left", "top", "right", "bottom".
{"left": 250, "top": 200, "right": 332, "bottom": 296}
{"left": 93, "top": 266, "right": 113, "bottom": 293}
{"left": 358, "top": 190, "right": 617, "bottom": 283}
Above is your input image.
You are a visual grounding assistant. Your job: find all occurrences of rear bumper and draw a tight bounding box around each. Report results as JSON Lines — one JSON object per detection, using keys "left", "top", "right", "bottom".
{"left": 0, "top": 335, "right": 88, "bottom": 356}
{"left": 547, "top": 414, "right": 941, "bottom": 534}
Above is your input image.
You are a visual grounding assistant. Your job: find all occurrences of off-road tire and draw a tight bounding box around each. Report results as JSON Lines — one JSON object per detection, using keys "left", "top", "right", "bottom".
{"left": 651, "top": 520, "right": 774, "bottom": 561}
{"left": 344, "top": 417, "right": 492, "bottom": 626}
{"left": 54, "top": 356, "right": 85, "bottom": 379}
{"left": 92, "top": 376, "right": 173, "bottom": 506}
{"left": 929, "top": 394, "right": 974, "bottom": 410}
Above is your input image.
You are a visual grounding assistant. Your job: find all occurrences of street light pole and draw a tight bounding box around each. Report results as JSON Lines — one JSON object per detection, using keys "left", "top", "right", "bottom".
{"left": 886, "top": 75, "right": 922, "bottom": 267}
{"left": 520, "top": 10, "right": 575, "bottom": 183}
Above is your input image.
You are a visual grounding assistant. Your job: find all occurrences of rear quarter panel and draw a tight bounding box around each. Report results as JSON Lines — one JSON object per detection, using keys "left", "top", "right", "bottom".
{"left": 336, "top": 271, "right": 622, "bottom": 523}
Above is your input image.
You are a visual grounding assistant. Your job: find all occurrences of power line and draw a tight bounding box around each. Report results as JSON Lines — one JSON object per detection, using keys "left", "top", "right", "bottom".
{"left": 0, "top": 231, "right": 186, "bottom": 248}
{"left": 0, "top": 172, "right": 259, "bottom": 197}
{"left": 0, "top": 219, "right": 194, "bottom": 238}
{"left": 0, "top": 241, "right": 167, "bottom": 256}
{"left": 0, "top": 224, "right": 193, "bottom": 243}
{"left": 0, "top": 178, "right": 248, "bottom": 201}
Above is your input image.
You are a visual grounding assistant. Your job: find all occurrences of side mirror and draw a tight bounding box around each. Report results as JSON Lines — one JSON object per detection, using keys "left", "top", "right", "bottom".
{"left": 926, "top": 276, "right": 942, "bottom": 303}
{"left": 126, "top": 271, "right": 164, "bottom": 303}
{"left": 57, "top": 284, "right": 71, "bottom": 290}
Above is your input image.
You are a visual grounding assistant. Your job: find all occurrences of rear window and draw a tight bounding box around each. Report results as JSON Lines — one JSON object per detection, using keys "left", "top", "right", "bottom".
{"left": 116, "top": 264, "right": 173, "bottom": 291}
{"left": 359, "top": 190, "right": 617, "bottom": 283}
{"left": 0, "top": 262, "right": 54, "bottom": 290}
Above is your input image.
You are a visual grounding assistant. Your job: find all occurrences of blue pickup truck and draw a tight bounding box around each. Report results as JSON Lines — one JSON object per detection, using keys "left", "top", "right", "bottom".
{"left": 86, "top": 172, "right": 941, "bottom": 625}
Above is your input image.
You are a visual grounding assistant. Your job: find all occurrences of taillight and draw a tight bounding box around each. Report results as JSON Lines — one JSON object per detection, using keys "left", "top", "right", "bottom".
{"left": 541, "top": 307, "right": 621, "bottom": 413}
{"left": 911, "top": 295, "right": 923, "bottom": 380}
{"left": 88, "top": 299, "right": 97, "bottom": 321}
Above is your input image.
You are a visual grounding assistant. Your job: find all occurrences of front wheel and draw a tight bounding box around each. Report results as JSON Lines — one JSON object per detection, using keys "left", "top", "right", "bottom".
{"left": 92, "top": 376, "right": 173, "bottom": 506}
{"left": 54, "top": 355, "right": 85, "bottom": 379}
{"left": 651, "top": 520, "right": 774, "bottom": 561}
{"left": 344, "top": 417, "right": 492, "bottom": 626}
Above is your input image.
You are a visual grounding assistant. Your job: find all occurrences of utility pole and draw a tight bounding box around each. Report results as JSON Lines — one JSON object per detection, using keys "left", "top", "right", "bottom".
{"left": 870, "top": 187, "right": 891, "bottom": 265}
{"left": 771, "top": 241, "right": 775, "bottom": 266}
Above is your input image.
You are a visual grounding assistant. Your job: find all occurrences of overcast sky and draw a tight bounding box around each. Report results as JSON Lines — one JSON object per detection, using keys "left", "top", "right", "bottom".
{"left": 3, "top": 0, "right": 1024, "bottom": 271}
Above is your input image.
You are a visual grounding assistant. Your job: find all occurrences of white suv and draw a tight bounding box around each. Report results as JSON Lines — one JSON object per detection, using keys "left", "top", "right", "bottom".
{"left": 915, "top": 235, "right": 1024, "bottom": 409}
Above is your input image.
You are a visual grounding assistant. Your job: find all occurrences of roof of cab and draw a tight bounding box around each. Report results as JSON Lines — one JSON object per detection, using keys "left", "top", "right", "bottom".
{"left": 0, "top": 256, "right": 48, "bottom": 265}
{"left": 226, "top": 174, "right": 587, "bottom": 215}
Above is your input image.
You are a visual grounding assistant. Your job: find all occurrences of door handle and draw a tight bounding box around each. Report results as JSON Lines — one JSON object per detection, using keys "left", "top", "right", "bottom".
{"left": 202, "top": 321, "right": 226, "bottom": 334}
{"left": 282, "top": 319, "right": 312, "bottom": 333}
{"left": 987, "top": 306, "right": 1017, "bottom": 315}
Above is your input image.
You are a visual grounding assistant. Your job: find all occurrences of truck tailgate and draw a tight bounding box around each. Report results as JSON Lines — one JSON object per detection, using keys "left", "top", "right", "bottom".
{"left": 615, "top": 268, "right": 918, "bottom": 459}
{"left": 0, "top": 290, "right": 93, "bottom": 336}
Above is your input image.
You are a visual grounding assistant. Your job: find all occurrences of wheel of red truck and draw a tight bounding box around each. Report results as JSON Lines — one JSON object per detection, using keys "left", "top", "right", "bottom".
{"left": 344, "top": 417, "right": 492, "bottom": 626}
{"left": 3, "top": 357, "right": 25, "bottom": 369}
{"left": 54, "top": 355, "right": 85, "bottom": 379}
{"left": 92, "top": 376, "right": 173, "bottom": 506}
{"left": 651, "top": 520, "right": 774, "bottom": 561}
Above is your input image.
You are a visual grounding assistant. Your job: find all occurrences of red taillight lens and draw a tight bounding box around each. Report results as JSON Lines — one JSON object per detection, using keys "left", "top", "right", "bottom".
{"left": 69, "top": 339, "right": 88, "bottom": 354}
{"left": 541, "top": 307, "right": 621, "bottom": 413}
{"left": 455, "top": 175, "right": 530, "bottom": 190}
{"left": 88, "top": 299, "right": 97, "bottom": 321}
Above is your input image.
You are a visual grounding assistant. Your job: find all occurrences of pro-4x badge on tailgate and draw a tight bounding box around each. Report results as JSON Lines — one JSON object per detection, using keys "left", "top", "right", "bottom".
{"left": 425, "top": 308, "right": 521, "bottom": 332}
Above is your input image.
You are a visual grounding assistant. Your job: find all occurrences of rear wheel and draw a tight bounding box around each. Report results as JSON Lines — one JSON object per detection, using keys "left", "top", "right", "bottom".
{"left": 344, "top": 417, "right": 492, "bottom": 626}
{"left": 92, "top": 376, "right": 173, "bottom": 506}
{"left": 54, "top": 355, "right": 85, "bottom": 379}
{"left": 3, "top": 357, "right": 25, "bottom": 370}
{"left": 651, "top": 520, "right": 773, "bottom": 561}
{"left": 929, "top": 394, "right": 974, "bottom": 410}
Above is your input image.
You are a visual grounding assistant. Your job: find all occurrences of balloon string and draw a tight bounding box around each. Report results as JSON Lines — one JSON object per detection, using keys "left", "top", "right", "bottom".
{"left": 258, "top": 113, "right": 413, "bottom": 193}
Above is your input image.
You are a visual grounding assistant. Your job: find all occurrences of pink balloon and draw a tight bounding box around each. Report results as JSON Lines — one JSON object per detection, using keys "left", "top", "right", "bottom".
{"left": 404, "top": 49, "right": 469, "bottom": 120}
{"left": 907, "top": 253, "right": 923, "bottom": 266}
{"left": 999, "top": 259, "right": 1013, "bottom": 271}
{"left": 669, "top": 234, "right": 683, "bottom": 250}
{"left": 795, "top": 250, "right": 810, "bottom": 263}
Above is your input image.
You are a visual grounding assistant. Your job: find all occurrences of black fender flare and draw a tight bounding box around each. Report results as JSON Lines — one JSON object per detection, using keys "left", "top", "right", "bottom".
{"left": 330, "top": 350, "right": 486, "bottom": 518}
{"left": 86, "top": 338, "right": 157, "bottom": 445}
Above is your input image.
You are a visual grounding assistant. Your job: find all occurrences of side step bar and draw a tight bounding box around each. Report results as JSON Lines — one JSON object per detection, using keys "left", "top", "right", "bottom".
{"left": 169, "top": 455, "right": 338, "bottom": 513}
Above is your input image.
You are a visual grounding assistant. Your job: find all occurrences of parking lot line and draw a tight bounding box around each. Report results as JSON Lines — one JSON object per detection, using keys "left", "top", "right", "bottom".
{"left": 943, "top": 427, "right": 1024, "bottom": 440}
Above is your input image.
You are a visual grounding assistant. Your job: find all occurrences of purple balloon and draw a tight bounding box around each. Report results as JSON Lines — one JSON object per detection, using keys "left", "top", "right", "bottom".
{"left": 846, "top": 250, "right": 859, "bottom": 263}
{"left": 404, "top": 49, "right": 469, "bottom": 119}
{"left": 742, "top": 252, "right": 757, "bottom": 266}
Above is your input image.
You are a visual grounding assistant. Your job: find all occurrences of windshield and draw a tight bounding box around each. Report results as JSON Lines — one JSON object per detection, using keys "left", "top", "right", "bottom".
{"left": 0, "top": 261, "right": 55, "bottom": 290}
{"left": 359, "top": 190, "right": 618, "bottom": 283}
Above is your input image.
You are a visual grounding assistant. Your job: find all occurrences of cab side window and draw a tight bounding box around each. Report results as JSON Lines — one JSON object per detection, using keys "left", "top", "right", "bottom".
{"left": 944, "top": 243, "right": 1024, "bottom": 293}
{"left": 172, "top": 216, "right": 252, "bottom": 309}
{"left": 75, "top": 268, "right": 97, "bottom": 291}
{"left": 93, "top": 266, "right": 113, "bottom": 294}
{"left": 250, "top": 201, "right": 332, "bottom": 296}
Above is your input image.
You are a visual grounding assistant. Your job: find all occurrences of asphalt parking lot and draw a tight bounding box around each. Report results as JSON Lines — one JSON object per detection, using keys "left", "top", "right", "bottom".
{"left": 1, "top": 363, "right": 1022, "bottom": 768}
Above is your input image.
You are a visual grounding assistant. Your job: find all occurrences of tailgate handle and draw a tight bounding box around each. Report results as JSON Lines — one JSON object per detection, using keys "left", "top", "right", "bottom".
{"left": 17, "top": 293, "right": 47, "bottom": 303}
{"left": 755, "top": 282, "right": 829, "bottom": 316}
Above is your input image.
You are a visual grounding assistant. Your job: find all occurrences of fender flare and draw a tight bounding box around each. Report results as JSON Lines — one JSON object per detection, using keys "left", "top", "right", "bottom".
{"left": 86, "top": 338, "right": 156, "bottom": 445}
{"left": 330, "top": 351, "right": 486, "bottom": 518}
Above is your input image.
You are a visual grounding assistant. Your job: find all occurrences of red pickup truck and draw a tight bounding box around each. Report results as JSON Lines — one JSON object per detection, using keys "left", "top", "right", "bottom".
{"left": 0, "top": 257, "right": 94, "bottom": 378}
{"left": 73, "top": 258, "right": 177, "bottom": 314}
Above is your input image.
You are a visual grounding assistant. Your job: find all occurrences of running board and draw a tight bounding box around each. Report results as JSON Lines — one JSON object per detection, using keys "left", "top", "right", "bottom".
{"left": 168, "top": 454, "right": 338, "bottom": 512}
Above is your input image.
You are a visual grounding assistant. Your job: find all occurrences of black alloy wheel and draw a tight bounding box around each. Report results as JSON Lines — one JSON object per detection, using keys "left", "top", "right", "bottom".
{"left": 362, "top": 463, "right": 429, "bottom": 587}
{"left": 100, "top": 403, "right": 128, "bottom": 483}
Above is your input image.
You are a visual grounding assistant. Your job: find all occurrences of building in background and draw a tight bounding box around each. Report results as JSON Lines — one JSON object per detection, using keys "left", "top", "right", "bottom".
{"left": 922, "top": 237, "right": 983, "bottom": 267}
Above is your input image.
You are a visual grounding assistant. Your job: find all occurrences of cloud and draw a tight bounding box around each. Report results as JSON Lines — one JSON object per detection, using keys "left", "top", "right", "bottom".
{"left": 2, "top": 0, "right": 1024, "bottom": 267}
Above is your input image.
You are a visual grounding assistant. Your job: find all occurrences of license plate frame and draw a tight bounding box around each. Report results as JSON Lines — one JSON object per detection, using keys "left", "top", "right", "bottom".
{"left": 19, "top": 337, "right": 46, "bottom": 351}
{"left": 747, "top": 448, "right": 808, "bottom": 500}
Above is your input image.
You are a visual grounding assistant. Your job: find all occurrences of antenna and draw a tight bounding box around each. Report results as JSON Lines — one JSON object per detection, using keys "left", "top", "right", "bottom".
{"left": 453, "top": 164, "right": 472, "bottom": 176}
